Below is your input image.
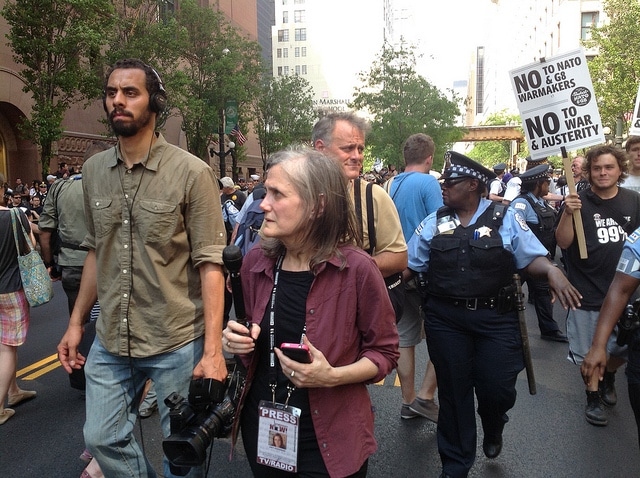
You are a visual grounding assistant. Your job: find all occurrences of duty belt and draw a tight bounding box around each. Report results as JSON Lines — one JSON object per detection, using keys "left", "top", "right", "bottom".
{"left": 429, "top": 294, "right": 497, "bottom": 311}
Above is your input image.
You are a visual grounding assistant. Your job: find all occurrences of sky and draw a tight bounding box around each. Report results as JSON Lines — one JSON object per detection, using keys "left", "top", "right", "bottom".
{"left": 407, "top": 1, "right": 494, "bottom": 92}
{"left": 310, "top": 0, "right": 499, "bottom": 98}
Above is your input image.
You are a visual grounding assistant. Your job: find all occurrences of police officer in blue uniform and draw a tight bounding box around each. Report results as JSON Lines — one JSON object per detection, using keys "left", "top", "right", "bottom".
{"left": 407, "top": 152, "right": 582, "bottom": 478}
{"left": 582, "top": 226, "right": 640, "bottom": 450}
{"left": 510, "top": 164, "right": 568, "bottom": 342}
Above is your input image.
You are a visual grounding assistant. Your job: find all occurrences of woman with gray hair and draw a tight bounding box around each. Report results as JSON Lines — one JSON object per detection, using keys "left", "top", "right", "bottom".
{"left": 223, "top": 146, "right": 399, "bottom": 477}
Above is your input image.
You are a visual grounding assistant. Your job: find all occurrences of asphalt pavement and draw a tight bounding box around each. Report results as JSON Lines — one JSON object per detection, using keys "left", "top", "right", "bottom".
{"left": 1, "top": 280, "right": 639, "bottom": 477}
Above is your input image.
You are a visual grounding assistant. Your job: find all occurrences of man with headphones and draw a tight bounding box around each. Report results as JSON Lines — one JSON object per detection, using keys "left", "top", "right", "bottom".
{"left": 57, "top": 59, "right": 228, "bottom": 478}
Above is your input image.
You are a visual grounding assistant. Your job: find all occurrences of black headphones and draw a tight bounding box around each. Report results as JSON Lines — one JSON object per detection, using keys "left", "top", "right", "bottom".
{"left": 102, "top": 63, "right": 167, "bottom": 114}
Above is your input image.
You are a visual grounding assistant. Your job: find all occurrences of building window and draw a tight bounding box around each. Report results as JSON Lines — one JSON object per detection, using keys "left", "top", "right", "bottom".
{"left": 581, "top": 12, "right": 599, "bottom": 41}
{"left": 301, "top": 65, "right": 307, "bottom": 75}
{"left": 284, "top": 66, "right": 289, "bottom": 75}
{"left": 278, "top": 29, "right": 289, "bottom": 42}
{"left": 301, "top": 47, "right": 307, "bottom": 57}
{"left": 294, "top": 10, "right": 306, "bottom": 23}
{"left": 294, "top": 0, "right": 305, "bottom": 4}
{"left": 283, "top": 48, "right": 288, "bottom": 58}
{"left": 295, "top": 65, "right": 301, "bottom": 75}
{"left": 278, "top": 66, "right": 283, "bottom": 76}
{"left": 277, "top": 48, "right": 282, "bottom": 58}
{"left": 295, "top": 47, "right": 300, "bottom": 57}
{"left": 282, "top": 0, "right": 287, "bottom": 4}
{"left": 475, "top": 46, "right": 484, "bottom": 115}
{"left": 283, "top": 11, "right": 288, "bottom": 23}
{"left": 295, "top": 28, "right": 307, "bottom": 41}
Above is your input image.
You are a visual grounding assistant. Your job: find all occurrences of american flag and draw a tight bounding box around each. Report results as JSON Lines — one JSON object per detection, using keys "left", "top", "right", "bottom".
{"left": 230, "top": 124, "right": 247, "bottom": 146}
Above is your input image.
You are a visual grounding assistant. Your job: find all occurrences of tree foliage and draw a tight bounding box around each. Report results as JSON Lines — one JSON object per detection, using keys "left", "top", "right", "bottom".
{"left": 105, "top": 1, "right": 181, "bottom": 67}
{"left": 167, "top": 0, "right": 263, "bottom": 166}
{"left": 252, "top": 75, "right": 316, "bottom": 169}
{"left": 350, "top": 41, "right": 463, "bottom": 173}
{"left": 466, "top": 110, "right": 528, "bottom": 168}
{"left": 2, "top": 0, "right": 115, "bottom": 177}
{"left": 584, "top": 0, "right": 640, "bottom": 133}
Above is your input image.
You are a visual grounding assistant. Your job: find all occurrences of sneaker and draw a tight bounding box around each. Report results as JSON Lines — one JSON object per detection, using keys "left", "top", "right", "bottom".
{"left": 585, "top": 390, "right": 608, "bottom": 426}
{"left": 401, "top": 403, "right": 419, "bottom": 419}
{"left": 139, "top": 399, "right": 157, "bottom": 419}
{"left": 599, "top": 370, "right": 617, "bottom": 407}
{"left": 408, "top": 397, "right": 439, "bottom": 423}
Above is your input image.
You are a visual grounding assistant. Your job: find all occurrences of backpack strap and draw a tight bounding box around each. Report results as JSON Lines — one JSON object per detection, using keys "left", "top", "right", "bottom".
{"left": 353, "top": 178, "right": 364, "bottom": 244}
{"left": 383, "top": 176, "right": 394, "bottom": 194}
{"left": 365, "top": 181, "right": 376, "bottom": 255}
{"left": 353, "top": 179, "right": 376, "bottom": 255}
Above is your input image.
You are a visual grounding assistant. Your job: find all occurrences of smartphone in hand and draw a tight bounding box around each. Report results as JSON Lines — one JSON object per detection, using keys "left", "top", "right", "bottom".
{"left": 280, "top": 343, "right": 312, "bottom": 363}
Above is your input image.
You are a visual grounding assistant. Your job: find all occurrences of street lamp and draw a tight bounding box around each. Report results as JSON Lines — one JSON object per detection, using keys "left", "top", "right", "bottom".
{"left": 210, "top": 131, "right": 236, "bottom": 178}
{"left": 603, "top": 118, "right": 624, "bottom": 148}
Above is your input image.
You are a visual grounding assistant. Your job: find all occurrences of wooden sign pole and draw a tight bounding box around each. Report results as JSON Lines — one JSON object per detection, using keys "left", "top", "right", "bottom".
{"left": 561, "top": 147, "right": 588, "bottom": 259}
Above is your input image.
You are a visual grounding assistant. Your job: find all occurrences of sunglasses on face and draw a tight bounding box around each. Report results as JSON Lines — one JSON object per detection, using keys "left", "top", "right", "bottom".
{"left": 441, "top": 177, "right": 470, "bottom": 188}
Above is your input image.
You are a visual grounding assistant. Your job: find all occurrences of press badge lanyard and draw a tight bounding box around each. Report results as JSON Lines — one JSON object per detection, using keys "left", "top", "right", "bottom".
{"left": 257, "top": 254, "right": 302, "bottom": 472}
{"left": 268, "top": 255, "right": 291, "bottom": 402}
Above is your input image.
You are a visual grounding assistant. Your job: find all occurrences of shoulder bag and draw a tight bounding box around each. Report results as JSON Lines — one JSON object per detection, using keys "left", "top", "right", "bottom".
{"left": 10, "top": 208, "right": 53, "bottom": 307}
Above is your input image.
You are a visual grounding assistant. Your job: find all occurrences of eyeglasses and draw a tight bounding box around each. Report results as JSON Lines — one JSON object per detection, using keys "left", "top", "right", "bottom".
{"left": 441, "top": 177, "right": 470, "bottom": 188}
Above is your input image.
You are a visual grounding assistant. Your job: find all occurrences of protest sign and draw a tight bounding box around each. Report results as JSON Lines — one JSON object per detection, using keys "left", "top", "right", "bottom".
{"left": 510, "top": 48, "right": 604, "bottom": 160}
{"left": 629, "top": 82, "right": 640, "bottom": 136}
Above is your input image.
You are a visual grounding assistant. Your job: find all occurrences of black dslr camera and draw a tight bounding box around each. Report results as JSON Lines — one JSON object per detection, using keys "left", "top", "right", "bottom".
{"left": 162, "top": 358, "right": 246, "bottom": 476}
{"left": 617, "top": 299, "right": 640, "bottom": 347}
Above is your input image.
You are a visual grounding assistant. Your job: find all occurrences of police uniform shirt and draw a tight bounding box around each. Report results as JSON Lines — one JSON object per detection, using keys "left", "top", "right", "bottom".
{"left": 510, "top": 192, "right": 544, "bottom": 225}
{"left": 407, "top": 198, "right": 548, "bottom": 274}
{"left": 617, "top": 226, "right": 640, "bottom": 279}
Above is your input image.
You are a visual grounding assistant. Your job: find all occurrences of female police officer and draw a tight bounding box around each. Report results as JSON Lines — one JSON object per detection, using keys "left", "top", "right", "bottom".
{"left": 407, "top": 151, "right": 581, "bottom": 478}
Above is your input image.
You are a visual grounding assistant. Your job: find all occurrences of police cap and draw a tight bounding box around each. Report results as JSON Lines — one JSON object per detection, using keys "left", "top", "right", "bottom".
{"left": 519, "top": 164, "right": 549, "bottom": 184}
{"left": 493, "top": 162, "right": 507, "bottom": 172}
{"left": 443, "top": 151, "right": 496, "bottom": 186}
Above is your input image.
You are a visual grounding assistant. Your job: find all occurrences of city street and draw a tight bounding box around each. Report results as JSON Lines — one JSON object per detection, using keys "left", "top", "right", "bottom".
{"left": 2, "top": 280, "right": 639, "bottom": 477}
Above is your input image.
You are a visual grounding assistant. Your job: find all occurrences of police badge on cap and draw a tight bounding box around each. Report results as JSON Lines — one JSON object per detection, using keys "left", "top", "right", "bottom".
{"left": 442, "top": 151, "right": 496, "bottom": 186}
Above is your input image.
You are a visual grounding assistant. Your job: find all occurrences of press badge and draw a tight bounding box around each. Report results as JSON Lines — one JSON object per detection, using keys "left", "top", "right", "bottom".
{"left": 256, "top": 400, "right": 301, "bottom": 472}
{"left": 436, "top": 215, "right": 460, "bottom": 235}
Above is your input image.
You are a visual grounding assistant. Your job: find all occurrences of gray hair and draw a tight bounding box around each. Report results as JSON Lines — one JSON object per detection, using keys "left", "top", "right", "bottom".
{"left": 311, "top": 112, "right": 371, "bottom": 145}
{"left": 261, "top": 145, "right": 360, "bottom": 271}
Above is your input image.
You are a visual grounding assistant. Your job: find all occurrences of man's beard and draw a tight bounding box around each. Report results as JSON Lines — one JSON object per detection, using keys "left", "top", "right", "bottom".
{"left": 109, "top": 109, "right": 153, "bottom": 137}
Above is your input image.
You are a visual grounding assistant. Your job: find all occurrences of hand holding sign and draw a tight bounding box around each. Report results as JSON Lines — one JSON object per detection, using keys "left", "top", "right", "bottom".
{"left": 510, "top": 48, "right": 599, "bottom": 258}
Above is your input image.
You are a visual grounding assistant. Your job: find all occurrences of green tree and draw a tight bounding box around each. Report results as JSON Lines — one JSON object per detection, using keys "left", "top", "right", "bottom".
{"left": 169, "top": 0, "right": 263, "bottom": 171}
{"left": 350, "top": 41, "right": 463, "bottom": 173}
{"left": 466, "top": 110, "right": 528, "bottom": 168}
{"left": 252, "top": 75, "right": 316, "bottom": 169}
{"left": 2, "top": 0, "right": 115, "bottom": 177}
{"left": 584, "top": 0, "right": 640, "bottom": 134}
{"left": 105, "top": 1, "right": 183, "bottom": 78}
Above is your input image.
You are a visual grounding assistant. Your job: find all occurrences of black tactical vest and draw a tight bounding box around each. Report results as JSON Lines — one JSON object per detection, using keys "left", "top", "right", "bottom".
{"left": 427, "top": 203, "right": 516, "bottom": 298}
{"left": 519, "top": 195, "right": 557, "bottom": 254}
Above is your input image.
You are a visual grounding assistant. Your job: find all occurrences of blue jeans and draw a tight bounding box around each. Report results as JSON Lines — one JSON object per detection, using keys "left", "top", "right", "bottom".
{"left": 84, "top": 337, "right": 205, "bottom": 478}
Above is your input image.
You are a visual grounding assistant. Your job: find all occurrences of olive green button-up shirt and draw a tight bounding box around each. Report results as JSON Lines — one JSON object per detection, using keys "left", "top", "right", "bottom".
{"left": 81, "top": 134, "right": 226, "bottom": 357}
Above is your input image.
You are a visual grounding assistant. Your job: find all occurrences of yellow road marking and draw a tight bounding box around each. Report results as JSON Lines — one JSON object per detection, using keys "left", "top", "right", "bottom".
{"left": 17, "top": 353, "right": 61, "bottom": 380}
{"left": 374, "top": 371, "right": 400, "bottom": 386}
